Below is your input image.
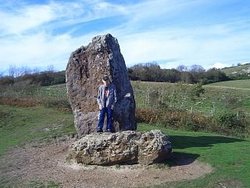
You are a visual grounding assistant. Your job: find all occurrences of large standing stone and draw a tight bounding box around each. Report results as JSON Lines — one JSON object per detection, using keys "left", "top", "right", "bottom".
{"left": 67, "top": 130, "right": 172, "bottom": 165}
{"left": 66, "top": 34, "right": 136, "bottom": 136}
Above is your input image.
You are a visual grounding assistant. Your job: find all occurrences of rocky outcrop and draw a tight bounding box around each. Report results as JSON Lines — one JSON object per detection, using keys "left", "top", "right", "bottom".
{"left": 67, "top": 130, "right": 172, "bottom": 165}
{"left": 66, "top": 34, "right": 136, "bottom": 136}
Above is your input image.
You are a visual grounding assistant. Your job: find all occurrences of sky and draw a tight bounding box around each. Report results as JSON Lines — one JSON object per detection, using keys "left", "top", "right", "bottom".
{"left": 0, "top": 0, "right": 250, "bottom": 74}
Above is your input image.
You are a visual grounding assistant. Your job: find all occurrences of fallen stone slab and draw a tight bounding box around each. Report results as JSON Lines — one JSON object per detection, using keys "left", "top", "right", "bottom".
{"left": 67, "top": 130, "right": 172, "bottom": 165}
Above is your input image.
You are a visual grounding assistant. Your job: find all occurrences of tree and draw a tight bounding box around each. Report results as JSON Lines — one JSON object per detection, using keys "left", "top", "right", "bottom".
{"left": 47, "top": 65, "right": 54, "bottom": 72}
{"left": 129, "top": 62, "right": 163, "bottom": 81}
{"left": 0, "top": 76, "right": 14, "bottom": 86}
{"left": 129, "top": 62, "right": 230, "bottom": 84}
{"left": 202, "top": 68, "right": 229, "bottom": 84}
{"left": 180, "top": 71, "right": 195, "bottom": 83}
{"left": 8, "top": 65, "right": 17, "bottom": 77}
{"left": 163, "top": 69, "right": 181, "bottom": 83}
{"left": 176, "top": 65, "right": 188, "bottom": 72}
{"left": 189, "top": 64, "right": 205, "bottom": 73}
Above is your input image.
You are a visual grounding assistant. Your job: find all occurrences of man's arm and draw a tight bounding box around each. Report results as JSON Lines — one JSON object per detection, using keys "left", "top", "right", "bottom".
{"left": 111, "top": 85, "right": 117, "bottom": 110}
{"left": 97, "top": 86, "right": 102, "bottom": 109}
{"left": 113, "top": 85, "right": 117, "bottom": 104}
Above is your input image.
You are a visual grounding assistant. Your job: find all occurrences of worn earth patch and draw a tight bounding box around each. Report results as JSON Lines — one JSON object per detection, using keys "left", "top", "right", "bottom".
{"left": 0, "top": 139, "right": 213, "bottom": 188}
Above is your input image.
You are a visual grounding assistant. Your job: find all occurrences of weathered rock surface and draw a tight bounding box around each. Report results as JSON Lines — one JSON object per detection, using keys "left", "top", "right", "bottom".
{"left": 67, "top": 130, "right": 172, "bottom": 165}
{"left": 66, "top": 34, "right": 136, "bottom": 136}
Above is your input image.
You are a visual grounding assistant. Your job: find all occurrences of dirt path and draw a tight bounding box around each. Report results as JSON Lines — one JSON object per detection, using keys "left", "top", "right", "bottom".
{"left": 0, "top": 139, "right": 213, "bottom": 188}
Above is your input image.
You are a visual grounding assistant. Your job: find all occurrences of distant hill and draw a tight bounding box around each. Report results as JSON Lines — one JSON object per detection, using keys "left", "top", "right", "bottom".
{"left": 221, "top": 63, "right": 250, "bottom": 79}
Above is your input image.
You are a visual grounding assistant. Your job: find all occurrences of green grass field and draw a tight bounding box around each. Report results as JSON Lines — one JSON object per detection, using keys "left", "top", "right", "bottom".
{"left": 0, "top": 105, "right": 250, "bottom": 187}
{"left": 205, "top": 79, "right": 250, "bottom": 90}
{"left": 132, "top": 81, "right": 250, "bottom": 137}
{"left": 0, "top": 105, "right": 75, "bottom": 156}
{"left": 205, "top": 80, "right": 250, "bottom": 115}
{"left": 0, "top": 80, "right": 250, "bottom": 187}
{"left": 140, "top": 124, "right": 250, "bottom": 188}
{"left": 132, "top": 80, "right": 250, "bottom": 111}
{"left": 1, "top": 80, "right": 249, "bottom": 136}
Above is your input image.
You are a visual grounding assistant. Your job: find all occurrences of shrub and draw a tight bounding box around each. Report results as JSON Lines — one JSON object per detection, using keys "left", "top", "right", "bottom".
{"left": 43, "top": 99, "right": 71, "bottom": 111}
{"left": 135, "top": 108, "right": 160, "bottom": 124}
{"left": 136, "top": 108, "right": 213, "bottom": 132}
{"left": 190, "top": 83, "right": 205, "bottom": 99}
{"left": 0, "top": 76, "right": 14, "bottom": 86}
{"left": 136, "top": 107, "right": 248, "bottom": 136}
{"left": 0, "top": 97, "right": 40, "bottom": 107}
{"left": 216, "top": 111, "right": 248, "bottom": 135}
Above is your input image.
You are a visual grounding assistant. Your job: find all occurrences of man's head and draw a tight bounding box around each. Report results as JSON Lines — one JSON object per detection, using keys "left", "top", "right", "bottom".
{"left": 102, "top": 75, "right": 110, "bottom": 86}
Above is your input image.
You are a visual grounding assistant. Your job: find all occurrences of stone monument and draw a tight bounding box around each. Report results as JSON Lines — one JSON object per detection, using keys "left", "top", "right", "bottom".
{"left": 66, "top": 34, "right": 136, "bottom": 136}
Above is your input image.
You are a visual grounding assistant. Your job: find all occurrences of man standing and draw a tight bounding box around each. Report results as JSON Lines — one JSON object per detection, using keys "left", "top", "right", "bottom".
{"left": 97, "top": 75, "right": 117, "bottom": 132}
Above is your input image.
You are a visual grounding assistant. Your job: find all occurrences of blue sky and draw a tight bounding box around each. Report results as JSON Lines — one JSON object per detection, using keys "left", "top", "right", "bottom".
{"left": 0, "top": 0, "right": 250, "bottom": 74}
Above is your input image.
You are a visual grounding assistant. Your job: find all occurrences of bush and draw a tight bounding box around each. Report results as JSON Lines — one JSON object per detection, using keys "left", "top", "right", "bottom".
{"left": 216, "top": 111, "right": 248, "bottom": 135}
{"left": 136, "top": 108, "right": 158, "bottom": 123}
{"left": 190, "top": 83, "right": 205, "bottom": 99}
{"left": 136, "top": 108, "right": 213, "bottom": 132}
{"left": 43, "top": 99, "right": 71, "bottom": 111}
{"left": 0, "top": 97, "right": 40, "bottom": 107}
{"left": 136, "top": 108, "right": 249, "bottom": 136}
{"left": 0, "top": 76, "right": 14, "bottom": 86}
{"left": 0, "top": 70, "right": 66, "bottom": 87}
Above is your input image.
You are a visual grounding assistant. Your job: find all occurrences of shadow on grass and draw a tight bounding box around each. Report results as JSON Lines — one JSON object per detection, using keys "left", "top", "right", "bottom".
{"left": 163, "top": 135, "right": 244, "bottom": 167}
{"left": 169, "top": 135, "right": 244, "bottom": 149}
{"left": 167, "top": 152, "right": 200, "bottom": 167}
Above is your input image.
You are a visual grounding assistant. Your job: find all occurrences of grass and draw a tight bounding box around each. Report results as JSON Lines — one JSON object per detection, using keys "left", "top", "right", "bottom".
{"left": 204, "top": 81, "right": 250, "bottom": 115}
{"left": 0, "top": 84, "right": 71, "bottom": 111}
{"left": 132, "top": 81, "right": 250, "bottom": 113}
{"left": 222, "top": 63, "right": 250, "bottom": 76}
{"left": 0, "top": 105, "right": 75, "bottom": 156}
{"left": 0, "top": 104, "right": 250, "bottom": 187}
{"left": 0, "top": 80, "right": 250, "bottom": 186}
{"left": 1, "top": 80, "right": 249, "bottom": 137}
{"left": 27, "top": 180, "right": 62, "bottom": 188}
{"left": 139, "top": 123, "right": 250, "bottom": 188}
{"left": 205, "top": 79, "right": 250, "bottom": 90}
{"left": 132, "top": 81, "right": 250, "bottom": 137}
{"left": 1, "top": 80, "right": 249, "bottom": 115}
{"left": 1, "top": 180, "right": 62, "bottom": 188}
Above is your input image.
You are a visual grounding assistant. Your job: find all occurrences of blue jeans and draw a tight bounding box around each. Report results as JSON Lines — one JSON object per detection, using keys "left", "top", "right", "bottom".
{"left": 97, "top": 107, "right": 113, "bottom": 131}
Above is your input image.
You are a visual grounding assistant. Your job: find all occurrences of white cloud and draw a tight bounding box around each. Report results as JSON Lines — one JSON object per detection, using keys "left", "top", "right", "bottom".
{"left": 0, "top": 31, "right": 99, "bottom": 72}
{"left": 0, "top": 0, "right": 130, "bottom": 73}
{"left": 104, "top": 0, "right": 250, "bottom": 68}
{"left": 117, "top": 22, "right": 250, "bottom": 67}
{"left": 209, "top": 62, "right": 231, "bottom": 69}
{"left": 0, "top": 0, "right": 250, "bottom": 74}
{"left": 0, "top": 0, "right": 127, "bottom": 36}
{"left": 0, "top": 5, "right": 54, "bottom": 35}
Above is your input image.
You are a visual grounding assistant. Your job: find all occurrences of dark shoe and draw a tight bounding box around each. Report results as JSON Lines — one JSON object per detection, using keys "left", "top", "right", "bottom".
{"left": 97, "top": 128, "right": 103, "bottom": 133}
{"left": 105, "top": 129, "right": 112, "bottom": 132}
